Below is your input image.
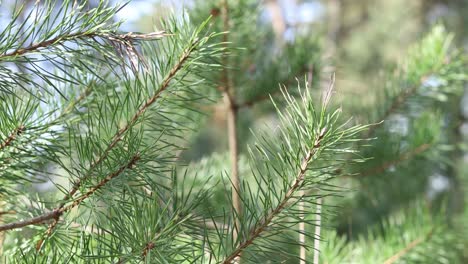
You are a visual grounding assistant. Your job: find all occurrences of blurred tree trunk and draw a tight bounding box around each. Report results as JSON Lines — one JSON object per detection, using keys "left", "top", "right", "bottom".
{"left": 265, "top": 0, "right": 286, "bottom": 44}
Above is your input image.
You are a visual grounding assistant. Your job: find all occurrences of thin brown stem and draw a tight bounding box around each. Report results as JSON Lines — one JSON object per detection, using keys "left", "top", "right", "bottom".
{"left": 0, "top": 211, "right": 16, "bottom": 216}
{"left": 1, "top": 31, "right": 168, "bottom": 60}
{"left": 0, "top": 125, "right": 25, "bottom": 151}
{"left": 220, "top": 0, "right": 242, "bottom": 251}
{"left": 366, "top": 74, "right": 433, "bottom": 136}
{"left": 383, "top": 228, "right": 434, "bottom": 264}
{"left": 357, "top": 143, "right": 431, "bottom": 177}
{"left": 225, "top": 91, "right": 241, "bottom": 236}
{"left": 222, "top": 130, "right": 325, "bottom": 263}
{"left": 71, "top": 39, "right": 197, "bottom": 198}
{"left": 1, "top": 32, "right": 96, "bottom": 59}
{"left": 0, "top": 154, "right": 138, "bottom": 233}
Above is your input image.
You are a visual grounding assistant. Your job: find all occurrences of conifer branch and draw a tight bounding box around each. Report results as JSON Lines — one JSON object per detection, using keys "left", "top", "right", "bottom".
{"left": 222, "top": 130, "right": 325, "bottom": 263}
{"left": 358, "top": 143, "right": 431, "bottom": 177}
{"left": 0, "top": 35, "right": 198, "bottom": 235}
{"left": 0, "top": 211, "right": 16, "bottom": 216}
{"left": 60, "top": 85, "right": 93, "bottom": 117}
{"left": 1, "top": 32, "right": 96, "bottom": 59}
{"left": 39, "top": 37, "right": 200, "bottom": 241}
{"left": 0, "top": 125, "right": 25, "bottom": 151}
{"left": 367, "top": 74, "right": 433, "bottom": 136}
{"left": 383, "top": 228, "right": 434, "bottom": 264}
{"left": 0, "top": 154, "right": 139, "bottom": 233}
{"left": 69, "top": 37, "right": 198, "bottom": 199}
{"left": 0, "top": 31, "right": 168, "bottom": 60}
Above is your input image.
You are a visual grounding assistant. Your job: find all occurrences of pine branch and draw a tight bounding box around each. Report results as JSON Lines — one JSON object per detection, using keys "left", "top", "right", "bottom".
{"left": 366, "top": 74, "right": 432, "bottom": 136}
{"left": 1, "top": 32, "right": 95, "bottom": 59}
{"left": 0, "top": 125, "right": 25, "bottom": 151}
{"left": 222, "top": 129, "right": 326, "bottom": 263}
{"left": 60, "top": 85, "right": 93, "bottom": 118}
{"left": 383, "top": 228, "right": 434, "bottom": 264}
{"left": 39, "top": 36, "right": 201, "bottom": 241}
{"left": 1, "top": 2, "right": 168, "bottom": 60}
{"left": 0, "top": 85, "right": 91, "bottom": 177}
{"left": 0, "top": 154, "right": 139, "bottom": 232}
{"left": 357, "top": 143, "right": 431, "bottom": 177}
{"left": 0, "top": 211, "right": 16, "bottom": 217}
{"left": 0, "top": 35, "right": 201, "bottom": 235}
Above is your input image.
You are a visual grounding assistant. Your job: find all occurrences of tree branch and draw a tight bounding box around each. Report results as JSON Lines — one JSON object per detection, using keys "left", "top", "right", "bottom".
{"left": 222, "top": 129, "right": 326, "bottom": 263}
{"left": 38, "top": 37, "right": 200, "bottom": 244}
{"left": 220, "top": 0, "right": 242, "bottom": 250}
{"left": 1, "top": 31, "right": 167, "bottom": 60}
{"left": 1, "top": 32, "right": 95, "bottom": 59}
{"left": 383, "top": 228, "right": 434, "bottom": 264}
{"left": 0, "top": 125, "right": 25, "bottom": 151}
{"left": 367, "top": 74, "right": 433, "bottom": 136}
{"left": 0, "top": 154, "right": 139, "bottom": 233}
{"left": 357, "top": 143, "right": 431, "bottom": 177}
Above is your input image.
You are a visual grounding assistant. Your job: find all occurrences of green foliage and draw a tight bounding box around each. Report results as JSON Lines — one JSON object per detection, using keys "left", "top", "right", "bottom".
{"left": 0, "top": 0, "right": 467, "bottom": 263}
{"left": 321, "top": 202, "right": 464, "bottom": 263}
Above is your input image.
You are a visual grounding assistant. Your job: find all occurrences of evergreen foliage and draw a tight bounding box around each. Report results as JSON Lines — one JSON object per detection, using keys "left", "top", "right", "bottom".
{"left": 0, "top": 0, "right": 467, "bottom": 263}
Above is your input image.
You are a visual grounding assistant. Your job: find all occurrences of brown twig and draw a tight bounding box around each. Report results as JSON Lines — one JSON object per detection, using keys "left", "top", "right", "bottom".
{"left": 383, "top": 228, "right": 434, "bottom": 264}
{"left": 1, "top": 32, "right": 95, "bottom": 59}
{"left": 220, "top": 0, "right": 242, "bottom": 250}
{"left": 116, "top": 231, "right": 163, "bottom": 264}
{"left": 366, "top": 74, "right": 433, "bottom": 136}
{"left": 0, "top": 211, "right": 16, "bottom": 216}
{"left": 141, "top": 242, "right": 156, "bottom": 258}
{"left": 65, "top": 39, "right": 197, "bottom": 202}
{"left": 357, "top": 143, "right": 431, "bottom": 177}
{"left": 0, "top": 125, "right": 25, "bottom": 151}
{"left": 0, "top": 154, "right": 139, "bottom": 233}
{"left": 222, "top": 129, "right": 326, "bottom": 263}
{"left": 1, "top": 31, "right": 168, "bottom": 60}
{"left": 35, "top": 154, "right": 140, "bottom": 249}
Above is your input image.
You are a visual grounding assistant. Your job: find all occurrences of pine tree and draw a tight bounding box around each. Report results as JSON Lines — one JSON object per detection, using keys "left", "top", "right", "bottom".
{"left": 0, "top": 0, "right": 467, "bottom": 263}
